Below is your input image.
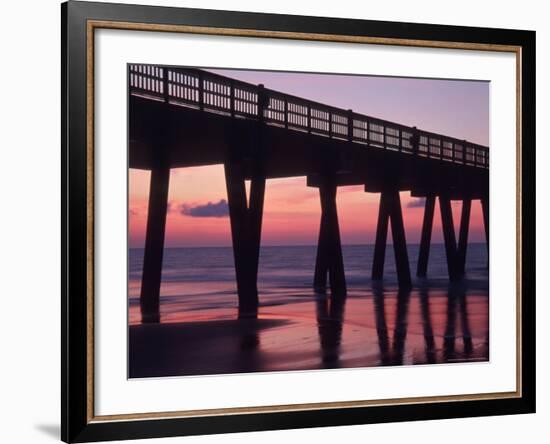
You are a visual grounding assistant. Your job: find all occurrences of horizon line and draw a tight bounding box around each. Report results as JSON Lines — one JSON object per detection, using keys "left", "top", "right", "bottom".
{"left": 129, "top": 242, "right": 487, "bottom": 250}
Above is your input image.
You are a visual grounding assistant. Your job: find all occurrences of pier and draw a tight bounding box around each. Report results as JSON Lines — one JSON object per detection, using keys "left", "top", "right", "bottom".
{"left": 129, "top": 64, "right": 489, "bottom": 323}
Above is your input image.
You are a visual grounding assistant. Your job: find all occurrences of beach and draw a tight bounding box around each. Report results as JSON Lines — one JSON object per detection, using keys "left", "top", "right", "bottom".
{"left": 128, "top": 244, "right": 489, "bottom": 378}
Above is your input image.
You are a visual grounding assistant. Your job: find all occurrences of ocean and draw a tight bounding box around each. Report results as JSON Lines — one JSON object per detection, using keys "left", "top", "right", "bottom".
{"left": 128, "top": 244, "right": 489, "bottom": 377}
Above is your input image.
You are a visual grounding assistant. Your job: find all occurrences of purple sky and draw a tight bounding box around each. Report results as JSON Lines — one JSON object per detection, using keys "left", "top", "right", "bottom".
{"left": 209, "top": 68, "right": 489, "bottom": 146}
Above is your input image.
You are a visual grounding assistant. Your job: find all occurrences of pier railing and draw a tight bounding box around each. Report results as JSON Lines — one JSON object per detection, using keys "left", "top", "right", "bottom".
{"left": 129, "top": 64, "right": 489, "bottom": 169}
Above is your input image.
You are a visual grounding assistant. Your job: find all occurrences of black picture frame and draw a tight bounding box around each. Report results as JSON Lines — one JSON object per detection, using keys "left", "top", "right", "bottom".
{"left": 62, "top": 1, "right": 536, "bottom": 442}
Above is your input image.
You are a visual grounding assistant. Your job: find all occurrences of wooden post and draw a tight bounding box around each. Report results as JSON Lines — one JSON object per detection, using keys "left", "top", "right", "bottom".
{"left": 225, "top": 161, "right": 250, "bottom": 305}
{"left": 140, "top": 167, "right": 170, "bottom": 323}
{"left": 229, "top": 79, "right": 235, "bottom": 117}
{"left": 248, "top": 175, "right": 266, "bottom": 286}
{"left": 417, "top": 195, "right": 435, "bottom": 277}
{"left": 257, "top": 84, "right": 266, "bottom": 122}
{"left": 388, "top": 191, "right": 412, "bottom": 289}
{"left": 314, "top": 212, "right": 329, "bottom": 292}
{"left": 372, "top": 193, "right": 390, "bottom": 280}
{"left": 481, "top": 196, "right": 489, "bottom": 259}
{"left": 198, "top": 71, "right": 204, "bottom": 111}
{"left": 439, "top": 195, "right": 459, "bottom": 281}
{"left": 314, "top": 182, "right": 346, "bottom": 297}
{"left": 347, "top": 109, "right": 354, "bottom": 142}
{"left": 372, "top": 190, "right": 412, "bottom": 289}
{"left": 324, "top": 184, "right": 346, "bottom": 297}
{"left": 225, "top": 162, "right": 266, "bottom": 317}
{"left": 162, "top": 67, "right": 170, "bottom": 102}
{"left": 457, "top": 198, "right": 472, "bottom": 276}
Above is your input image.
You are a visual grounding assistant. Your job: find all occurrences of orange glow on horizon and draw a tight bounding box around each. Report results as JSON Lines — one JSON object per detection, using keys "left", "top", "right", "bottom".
{"left": 129, "top": 166, "right": 486, "bottom": 249}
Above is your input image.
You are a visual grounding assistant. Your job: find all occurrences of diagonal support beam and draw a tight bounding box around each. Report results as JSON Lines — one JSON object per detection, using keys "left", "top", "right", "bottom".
{"left": 314, "top": 210, "right": 330, "bottom": 292}
{"left": 225, "top": 161, "right": 266, "bottom": 318}
{"left": 417, "top": 196, "right": 472, "bottom": 280}
{"left": 439, "top": 195, "right": 460, "bottom": 281}
{"left": 313, "top": 182, "right": 347, "bottom": 298}
{"left": 456, "top": 198, "right": 472, "bottom": 276}
{"left": 481, "top": 196, "right": 489, "bottom": 267}
{"left": 248, "top": 175, "right": 266, "bottom": 285}
{"left": 417, "top": 195, "right": 435, "bottom": 277}
{"left": 372, "top": 190, "right": 412, "bottom": 289}
{"left": 388, "top": 191, "right": 412, "bottom": 289}
{"left": 372, "top": 192, "right": 390, "bottom": 281}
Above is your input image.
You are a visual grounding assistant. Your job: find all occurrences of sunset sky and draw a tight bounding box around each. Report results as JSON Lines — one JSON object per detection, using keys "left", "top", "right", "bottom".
{"left": 129, "top": 69, "right": 489, "bottom": 248}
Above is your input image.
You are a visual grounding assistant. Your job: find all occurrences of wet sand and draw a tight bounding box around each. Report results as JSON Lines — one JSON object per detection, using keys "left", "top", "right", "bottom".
{"left": 129, "top": 286, "right": 489, "bottom": 378}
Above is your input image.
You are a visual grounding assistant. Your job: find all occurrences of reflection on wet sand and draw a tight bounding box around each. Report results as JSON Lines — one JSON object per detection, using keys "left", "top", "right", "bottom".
{"left": 316, "top": 293, "right": 346, "bottom": 367}
{"left": 419, "top": 285, "right": 436, "bottom": 364}
{"left": 373, "top": 286, "right": 411, "bottom": 366}
{"left": 129, "top": 281, "right": 488, "bottom": 378}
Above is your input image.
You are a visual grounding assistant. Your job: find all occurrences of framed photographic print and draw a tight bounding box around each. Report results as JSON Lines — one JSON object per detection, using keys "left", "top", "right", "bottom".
{"left": 61, "top": 1, "right": 535, "bottom": 442}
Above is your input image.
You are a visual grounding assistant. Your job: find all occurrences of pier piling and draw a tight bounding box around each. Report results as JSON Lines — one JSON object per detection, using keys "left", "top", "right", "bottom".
{"left": 417, "top": 195, "right": 436, "bottom": 277}
{"left": 439, "top": 195, "right": 460, "bottom": 281}
{"left": 140, "top": 166, "right": 170, "bottom": 323}
{"left": 314, "top": 182, "right": 347, "bottom": 297}
{"left": 314, "top": 211, "right": 330, "bottom": 292}
{"left": 457, "top": 198, "right": 472, "bottom": 276}
{"left": 225, "top": 161, "right": 266, "bottom": 317}
{"left": 372, "top": 190, "right": 412, "bottom": 289}
{"left": 481, "top": 196, "right": 489, "bottom": 258}
{"left": 372, "top": 191, "right": 390, "bottom": 281}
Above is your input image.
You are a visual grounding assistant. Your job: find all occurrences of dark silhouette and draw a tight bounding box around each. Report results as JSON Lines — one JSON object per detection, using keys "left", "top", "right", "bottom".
{"left": 418, "top": 285, "right": 437, "bottom": 364}
{"left": 371, "top": 189, "right": 412, "bottom": 289}
{"left": 129, "top": 64, "right": 489, "bottom": 323}
{"left": 444, "top": 284, "right": 474, "bottom": 360}
{"left": 372, "top": 285, "right": 411, "bottom": 366}
{"left": 410, "top": 126, "right": 420, "bottom": 155}
{"left": 315, "top": 292, "right": 346, "bottom": 367}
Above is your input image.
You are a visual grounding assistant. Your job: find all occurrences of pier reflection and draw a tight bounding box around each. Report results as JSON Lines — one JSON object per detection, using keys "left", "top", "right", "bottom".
{"left": 129, "top": 279, "right": 487, "bottom": 378}
{"left": 315, "top": 293, "right": 346, "bottom": 367}
{"left": 419, "top": 285, "right": 436, "bottom": 364}
{"left": 444, "top": 283, "right": 473, "bottom": 360}
{"left": 373, "top": 286, "right": 411, "bottom": 366}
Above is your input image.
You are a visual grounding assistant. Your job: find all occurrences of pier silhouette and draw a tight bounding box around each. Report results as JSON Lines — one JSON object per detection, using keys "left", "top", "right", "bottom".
{"left": 129, "top": 64, "right": 489, "bottom": 323}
